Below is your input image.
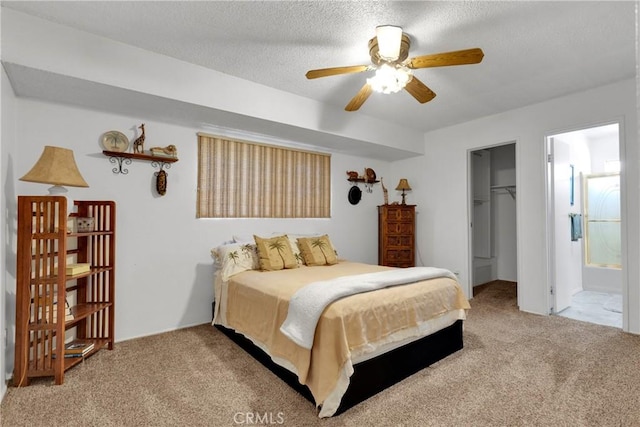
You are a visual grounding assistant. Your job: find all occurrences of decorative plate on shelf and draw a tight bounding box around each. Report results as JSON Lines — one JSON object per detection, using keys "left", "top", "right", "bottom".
{"left": 365, "top": 167, "right": 376, "bottom": 182}
{"left": 101, "top": 130, "right": 129, "bottom": 153}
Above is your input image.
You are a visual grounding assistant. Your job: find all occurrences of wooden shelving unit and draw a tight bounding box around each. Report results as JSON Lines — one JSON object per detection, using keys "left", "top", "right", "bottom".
{"left": 13, "top": 196, "right": 116, "bottom": 386}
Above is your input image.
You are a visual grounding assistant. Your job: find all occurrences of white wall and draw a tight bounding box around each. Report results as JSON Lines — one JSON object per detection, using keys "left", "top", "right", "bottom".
{"left": 0, "top": 4, "right": 10, "bottom": 398}
{"left": 1, "top": 95, "right": 392, "bottom": 381}
{"left": 391, "top": 78, "right": 638, "bottom": 334}
{"left": 588, "top": 131, "right": 620, "bottom": 173}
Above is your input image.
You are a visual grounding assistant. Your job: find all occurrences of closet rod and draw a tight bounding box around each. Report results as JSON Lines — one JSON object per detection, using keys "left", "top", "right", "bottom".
{"left": 490, "top": 185, "right": 516, "bottom": 200}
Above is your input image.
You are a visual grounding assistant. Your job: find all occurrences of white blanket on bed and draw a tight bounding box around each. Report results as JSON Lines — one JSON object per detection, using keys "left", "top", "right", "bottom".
{"left": 279, "top": 266, "right": 457, "bottom": 349}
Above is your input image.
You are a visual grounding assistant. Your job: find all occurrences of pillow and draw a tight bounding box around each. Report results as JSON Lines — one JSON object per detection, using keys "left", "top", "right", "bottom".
{"left": 286, "top": 235, "right": 305, "bottom": 266}
{"left": 288, "top": 233, "right": 339, "bottom": 264}
{"left": 232, "top": 234, "right": 254, "bottom": 244}
{"left": 296, "top": 235, "right": 338, "bottom": 266}
{"left": 211, "top": 242, "right": 259, "bottom": 280}
{"left": 254, "top": 235, "right": 298, "bottom": 271}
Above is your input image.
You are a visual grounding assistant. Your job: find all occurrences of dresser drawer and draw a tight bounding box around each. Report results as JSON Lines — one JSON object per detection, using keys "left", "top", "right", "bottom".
{"left": 385, "top": 222, "right": 414, "bottom": 235}
{"left": 384, "top": 234, "right": 414, "bottom": 247}
{"left": 384, "top": 207, "right": 414, "bottom": 221}
{"left": 384, "top": 249, "right": 413, "bottom": 262}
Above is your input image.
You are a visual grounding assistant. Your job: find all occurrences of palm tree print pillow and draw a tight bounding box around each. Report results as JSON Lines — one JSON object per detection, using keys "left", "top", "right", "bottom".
{"left": 211, "top": 242, "right": 260, "bottom": 280}
{"left": 297, "top": 235, "right": 338, "bottom": 266}
{"left": 254, "top": 235, "right": 298, "bottom": 271}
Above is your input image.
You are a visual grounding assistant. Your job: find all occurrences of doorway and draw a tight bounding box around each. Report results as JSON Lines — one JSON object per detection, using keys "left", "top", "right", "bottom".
{"left": 546, "top": 123, "right": 622, "bottom": 328}
{"left": 469, "top": 143, "right": 518, "bottom": 295}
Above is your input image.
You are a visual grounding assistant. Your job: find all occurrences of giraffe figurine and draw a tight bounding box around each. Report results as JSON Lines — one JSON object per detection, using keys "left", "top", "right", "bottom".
{"left": 133, "top": 123, "right": 145, "bottom": 153}
{"left": 381, "top": 177, "right": 389, "bottom": 205}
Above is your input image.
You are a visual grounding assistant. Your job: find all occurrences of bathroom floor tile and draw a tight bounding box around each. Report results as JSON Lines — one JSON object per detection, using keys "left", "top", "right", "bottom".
{"left": 557, "top": 291, "right": 622, "bottom": 328}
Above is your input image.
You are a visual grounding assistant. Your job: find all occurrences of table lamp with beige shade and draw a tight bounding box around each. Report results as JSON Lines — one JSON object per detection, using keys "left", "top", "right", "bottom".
{"left": 19, "top": 146, "right": 89, "bottom": 196}
{"left": 395, "top": 178, "right": 412, "bottom": 205}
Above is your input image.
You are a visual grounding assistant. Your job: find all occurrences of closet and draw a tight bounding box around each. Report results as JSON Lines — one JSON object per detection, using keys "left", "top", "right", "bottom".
{"left": 472, "top": 144, "right": 517, "bottom": 286}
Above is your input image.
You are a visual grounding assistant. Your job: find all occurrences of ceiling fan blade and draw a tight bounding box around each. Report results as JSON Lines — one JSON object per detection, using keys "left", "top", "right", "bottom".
{"left": 305, "top": 65, "right": 369, "bottom": 79}
{"left": 408, "top": 48, "right": 484, "bottom": 69}
{"left": 345, "top": 84, "right": 373, "bottom": 111}
{"left": 404, "top": 77, "right": 436, "bottom": 104}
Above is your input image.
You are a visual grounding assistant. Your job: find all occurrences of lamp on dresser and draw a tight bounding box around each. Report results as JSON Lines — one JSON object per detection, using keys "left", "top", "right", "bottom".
{"left": 395, "top": 178, "right": 412, "bottom": 205}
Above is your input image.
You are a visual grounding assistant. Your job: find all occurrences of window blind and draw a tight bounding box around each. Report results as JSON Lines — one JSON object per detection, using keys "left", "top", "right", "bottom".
{"left": 197, "top": 133, "right": 331, "bottom": 218}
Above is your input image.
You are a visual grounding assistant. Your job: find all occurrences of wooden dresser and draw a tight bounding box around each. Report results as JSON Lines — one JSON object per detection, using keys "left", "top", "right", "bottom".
{"left": 378, "top": 204, "right": 416, "bottom": 267}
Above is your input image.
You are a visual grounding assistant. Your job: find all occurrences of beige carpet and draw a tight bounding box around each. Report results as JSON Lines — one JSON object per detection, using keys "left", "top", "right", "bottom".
{"left": 2, "top": 282, "right": 639, "bottom": 426}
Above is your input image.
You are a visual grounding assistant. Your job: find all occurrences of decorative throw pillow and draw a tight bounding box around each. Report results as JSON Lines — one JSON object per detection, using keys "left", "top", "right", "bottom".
{"left": 254, "top": 235, "right": 298, "bottom": 271}
{"left": 211, "top": 242, "right": 259, "bottom": 280}
{"left": 288, "top": 233, "right": 339, "bottom": 265}
{"left": 297, "top": 234, "right": 338, "bottom": 266}
{"left": 286, "top": 235, "right": 305, "bottom": 266}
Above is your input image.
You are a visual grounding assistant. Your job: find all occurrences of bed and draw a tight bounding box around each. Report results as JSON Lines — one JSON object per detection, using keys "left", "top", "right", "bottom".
{"left": 211, "top": 235, "right": 470, "bottom": 417}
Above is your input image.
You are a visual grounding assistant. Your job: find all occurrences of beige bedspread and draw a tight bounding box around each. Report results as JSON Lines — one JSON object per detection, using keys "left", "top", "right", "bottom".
{"left": 214, "top": 261, "right": 470, "bottom": 411}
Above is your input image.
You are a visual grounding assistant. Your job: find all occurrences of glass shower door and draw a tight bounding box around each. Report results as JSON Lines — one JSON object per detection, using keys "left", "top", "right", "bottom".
{"left": 584, "top": 173, "right": 621, "bottom": 268}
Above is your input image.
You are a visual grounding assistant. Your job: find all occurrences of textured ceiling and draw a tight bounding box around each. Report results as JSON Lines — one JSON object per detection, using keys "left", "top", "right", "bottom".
{"left": 2, "top": 1, "right": 637, "bottom": 134}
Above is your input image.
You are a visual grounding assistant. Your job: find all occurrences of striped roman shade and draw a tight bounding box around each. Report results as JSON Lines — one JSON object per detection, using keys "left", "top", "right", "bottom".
{"left": 197, "top": 134, "right": 331, "bottom": 218}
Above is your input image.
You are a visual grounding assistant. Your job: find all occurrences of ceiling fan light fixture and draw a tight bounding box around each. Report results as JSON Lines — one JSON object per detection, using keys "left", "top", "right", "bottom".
{"left": 367, "top": 63, "right": 413, "bottom": 94}
{"left": 375, "top": 25, "right": 403, "bottom": 60}
{"left": 305, "top": 25, "right": 483, "bottom": 111}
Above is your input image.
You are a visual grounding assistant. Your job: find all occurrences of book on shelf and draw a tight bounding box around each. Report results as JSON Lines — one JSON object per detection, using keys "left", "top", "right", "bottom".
{"left": 64, "top": 340, "right": 94, "bottom": 355}
{"left": 52, "top": 341, "right": 94, "bottom": 359}
{"left": 53, "top": 263, "right": 91, "bottom": 276}
{"left": 52, "top": 353, "right": 84, "bottom": 359}
{"left": 64, "top": 263, "right": 91, "bottom": 276}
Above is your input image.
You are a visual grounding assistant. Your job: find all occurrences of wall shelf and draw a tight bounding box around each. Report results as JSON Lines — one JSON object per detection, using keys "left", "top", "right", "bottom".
{"left": 347, "top": 177, "right": 379, "bottom": 184}
{"left": 347, "top": 177, "right": 379, "bottom": 194}
{"left": 102, "top": 150, "right": 178, "bottom": 175}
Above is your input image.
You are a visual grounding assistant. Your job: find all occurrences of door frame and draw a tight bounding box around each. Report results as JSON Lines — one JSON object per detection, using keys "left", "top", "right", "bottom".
{"left": 544, "top": 119, "right": 627, "bottom": 327}
{"left": 467, "top": 140, "right": 519, "bottom": 301}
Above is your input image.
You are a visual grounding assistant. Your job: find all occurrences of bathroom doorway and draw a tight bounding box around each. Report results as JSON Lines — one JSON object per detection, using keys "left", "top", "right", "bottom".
{"left": 546, "top": 123, "right": 622, "bottom": 328}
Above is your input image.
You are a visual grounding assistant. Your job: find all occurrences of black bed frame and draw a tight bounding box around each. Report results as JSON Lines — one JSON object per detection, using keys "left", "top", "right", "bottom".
{"left": 214, "top": 319, "right": 463, "bottom": 415}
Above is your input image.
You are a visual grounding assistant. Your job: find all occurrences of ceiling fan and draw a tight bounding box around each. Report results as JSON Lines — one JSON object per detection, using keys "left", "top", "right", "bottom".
{"left": 305, "top": 25, "right": 484, "bottom": 111}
